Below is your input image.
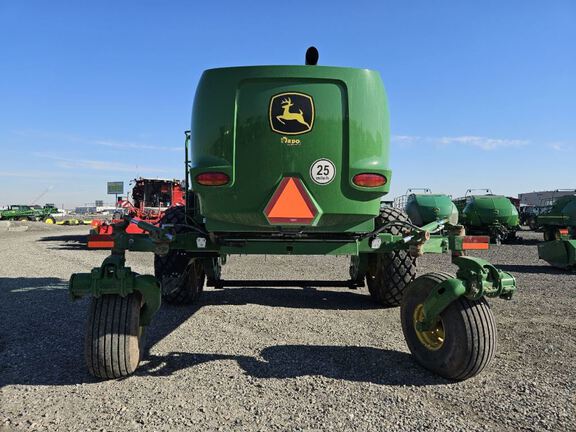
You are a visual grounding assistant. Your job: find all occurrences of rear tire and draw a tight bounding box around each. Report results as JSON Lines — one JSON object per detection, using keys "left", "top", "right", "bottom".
{"left": 43, "top": 216, "right": 56, "bottom": 224}
{"left": 401, "top": 272, "right": 497, "bottom": 380}
{"left": 543, "top": 228, "right": 560, "bottom": 242}
{"left": 365, "top": 207, "right": 417, "bottom": 307}
{"left": 85, "top": 293, "right": 143, "bottom": 379}
{"left": 154, "top": 206, "right": 205, "bottom": 305}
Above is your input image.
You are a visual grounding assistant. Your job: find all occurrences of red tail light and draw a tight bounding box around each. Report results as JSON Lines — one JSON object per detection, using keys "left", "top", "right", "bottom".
{"left": 195, "top": 172, "right": 230, "bottom": 186}
{"left": 352, "top": 173, "right": 387, "bottom": 187}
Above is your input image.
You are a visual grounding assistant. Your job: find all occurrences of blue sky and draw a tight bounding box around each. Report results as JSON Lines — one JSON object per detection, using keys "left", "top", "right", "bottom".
{"left": 0, "top": 1, "right": 574, "bottom": 208}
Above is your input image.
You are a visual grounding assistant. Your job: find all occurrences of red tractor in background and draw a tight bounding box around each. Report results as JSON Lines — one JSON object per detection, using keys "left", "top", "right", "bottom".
{"left": 88, "top": 177, "right": 185, "bottom": 248}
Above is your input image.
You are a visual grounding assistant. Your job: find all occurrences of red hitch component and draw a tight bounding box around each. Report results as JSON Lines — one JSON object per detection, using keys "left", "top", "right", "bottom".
{"left": 461, "top": 235, "right": 490, "bottom": 250}
{"left": 87, "top": 234, "right": 114, "bottom": 249}
{"left": 196, "top": 172, "right": 230, "bottom": 186}
{"left": 559, "top": 228, "right": 569, "bottom": 235}
{"left": 352, "top": 173, "right": 387, "bottom": 187}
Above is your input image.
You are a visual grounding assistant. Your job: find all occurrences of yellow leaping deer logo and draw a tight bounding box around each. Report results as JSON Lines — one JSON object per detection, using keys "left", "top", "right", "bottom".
{"left": 269, "top": 92, "right": 314, "bottom": 135}
{"left": 277, "top": 97, "right": 310, "bottom": 128}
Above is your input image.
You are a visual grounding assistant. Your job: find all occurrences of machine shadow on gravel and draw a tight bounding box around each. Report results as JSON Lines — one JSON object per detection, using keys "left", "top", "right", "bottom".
{"left": 0, "top": 276, "right": 388, "bottom": 387}
{"left": 137, "top": 345, "right": 448, "bottom": 387}
{"left": 0, "top": 277, "right": 97, "bottom": 387}
{"left": 37, "top": 234, "right": 88, "bottom": 250}
{"left": 197, "top": 286, "right": 379, "bottom": 310}
{"left": 0, "top": 275, "right": 204, "bottom": 387}
{"left": 142, "top": 288, "right": 448, "bottom": 387}
{"left": 496, "top": 264, "right": 565, "bottom": 275}
{"left": 513, "top": 238, "right": 541, "bottom": 246}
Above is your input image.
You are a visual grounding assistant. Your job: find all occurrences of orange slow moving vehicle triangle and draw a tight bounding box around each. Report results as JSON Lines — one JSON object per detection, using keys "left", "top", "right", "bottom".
{"left": 265, "top": 177, "right": 317, "bottom": 224}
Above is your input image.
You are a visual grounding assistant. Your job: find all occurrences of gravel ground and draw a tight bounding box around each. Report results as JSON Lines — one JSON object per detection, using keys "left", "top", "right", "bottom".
{"left": 0, "top": 225, "right": 575, "bottom": 431}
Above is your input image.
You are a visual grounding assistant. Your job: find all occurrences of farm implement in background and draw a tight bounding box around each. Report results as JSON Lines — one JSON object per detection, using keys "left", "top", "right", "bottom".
{"left": 393, "top": 188, "right": 458, "bottom": 228}
{"left": 453, "top": 189, "right": 520, "bottom": 244}
{"left": 87, "top": 177, "right": 185, "bottom": 249}
{"left": 536, "top": 194, "right": 576, "bottom": 269}
{"left": 0, "top": 204, "right": 58, "bottom": 224}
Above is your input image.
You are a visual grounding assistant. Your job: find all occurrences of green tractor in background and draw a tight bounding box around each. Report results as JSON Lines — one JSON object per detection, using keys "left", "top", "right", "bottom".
{"left": 0, "top": 204, "right": 56, "bottom": 223}
{"left": 0, "top": 205, "right": 37, "bottom": 221}
{"left": 453, "top": 189, "right": 520, "bottom": 244}
{"left": 537, "top": 195, "right": 576, "bottom": 269}
{"left": 394, "top": 188, "right": 458, "bottom": 227}
{"left": 69, "top": 48, "right": 516, "bottom": 382}
{"left": 33, "top": 204, "right": 58, "bottom": 224}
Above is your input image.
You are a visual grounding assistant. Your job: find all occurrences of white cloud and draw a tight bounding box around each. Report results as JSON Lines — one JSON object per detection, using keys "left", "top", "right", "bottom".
{"left": 13, "top": 130, "right": 180, "bottom": 152}
{"left": 0, "top": 170, "right": 70, "bottom": 179}
{"left": 92, "top": 139, "right": 181, "bottom": 152}
{"left": 548, "top": 142, "right": 572, "bottom": 152}
{"left": 32, "top": 153, "right": 168, "bottom": 173}
{"left": 391, "top": 135, "right": 421, "bottom": 147}
{"left": 392, "top": 134, "right": 529, "bottom": 151}
{"left": 437, "top": 136, "right": 528, "bottom": 150}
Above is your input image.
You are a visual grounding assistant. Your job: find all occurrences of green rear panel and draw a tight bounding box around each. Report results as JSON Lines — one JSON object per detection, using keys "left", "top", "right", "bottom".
{"left": 190, "top": 66, "right": 391, "bottom": 233}
{"left": 538, "top": 239, "right": 576, "bottom": 269}
{"left": 537, "top": 195, "right": 576, "bottom": 227}
{"left": 461, "top": 195, "right": 519, "bottom": 228}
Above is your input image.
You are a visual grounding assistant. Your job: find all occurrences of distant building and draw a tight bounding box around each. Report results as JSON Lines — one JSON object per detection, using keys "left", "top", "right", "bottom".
{"left": 96, "top": 206, "right": 118, "bottom": 214}
{"left": 74, "top": 206, "right": 97, "bottom": 214}
{"left": 518, "top": 190, "right": 576, "bottom": 206}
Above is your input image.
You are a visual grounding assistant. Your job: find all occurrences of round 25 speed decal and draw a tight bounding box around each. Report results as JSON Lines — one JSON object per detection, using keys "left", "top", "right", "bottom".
{"left": 310, "top": 159, "right": 336, "bottom": 185}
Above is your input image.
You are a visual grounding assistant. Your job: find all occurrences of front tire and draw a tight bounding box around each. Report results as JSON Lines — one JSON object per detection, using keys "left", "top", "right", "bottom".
{"left": 43, "top": 216, "right": 56, "bottom": 224}
{"left": 401, "top": 272, "right": 497, "bottom": 380}
{"left": 85, "top": 293, "right": 143, "bottom": 379}
{"left": 365, "top": 207, "right": 417, "bottom": 307}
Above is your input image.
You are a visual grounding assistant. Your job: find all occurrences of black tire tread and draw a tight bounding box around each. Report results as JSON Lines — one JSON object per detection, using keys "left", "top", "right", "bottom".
{"left": 85, "top": 294, "right": 141, "bottom": 379}
{"left": 366, "top": 207, "right": 417, "bottom": 307}
{"left": 455, "top": 295, "right": 496, "bottom": 380}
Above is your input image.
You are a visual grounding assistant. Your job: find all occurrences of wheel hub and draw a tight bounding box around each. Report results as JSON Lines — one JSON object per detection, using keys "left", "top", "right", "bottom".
{"left": 413, "top": 304, "right": 445, "bottom": 351}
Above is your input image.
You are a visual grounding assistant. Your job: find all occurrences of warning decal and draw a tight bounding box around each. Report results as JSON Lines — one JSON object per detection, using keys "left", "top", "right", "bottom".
{"left": 264, "top": 177, "right": 318, "bottom": 224}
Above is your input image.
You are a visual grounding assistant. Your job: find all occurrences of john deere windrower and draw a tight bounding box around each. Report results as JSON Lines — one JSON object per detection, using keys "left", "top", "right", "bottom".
{"left": 69, "top": 48, "right": 516, "bottom": 381}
